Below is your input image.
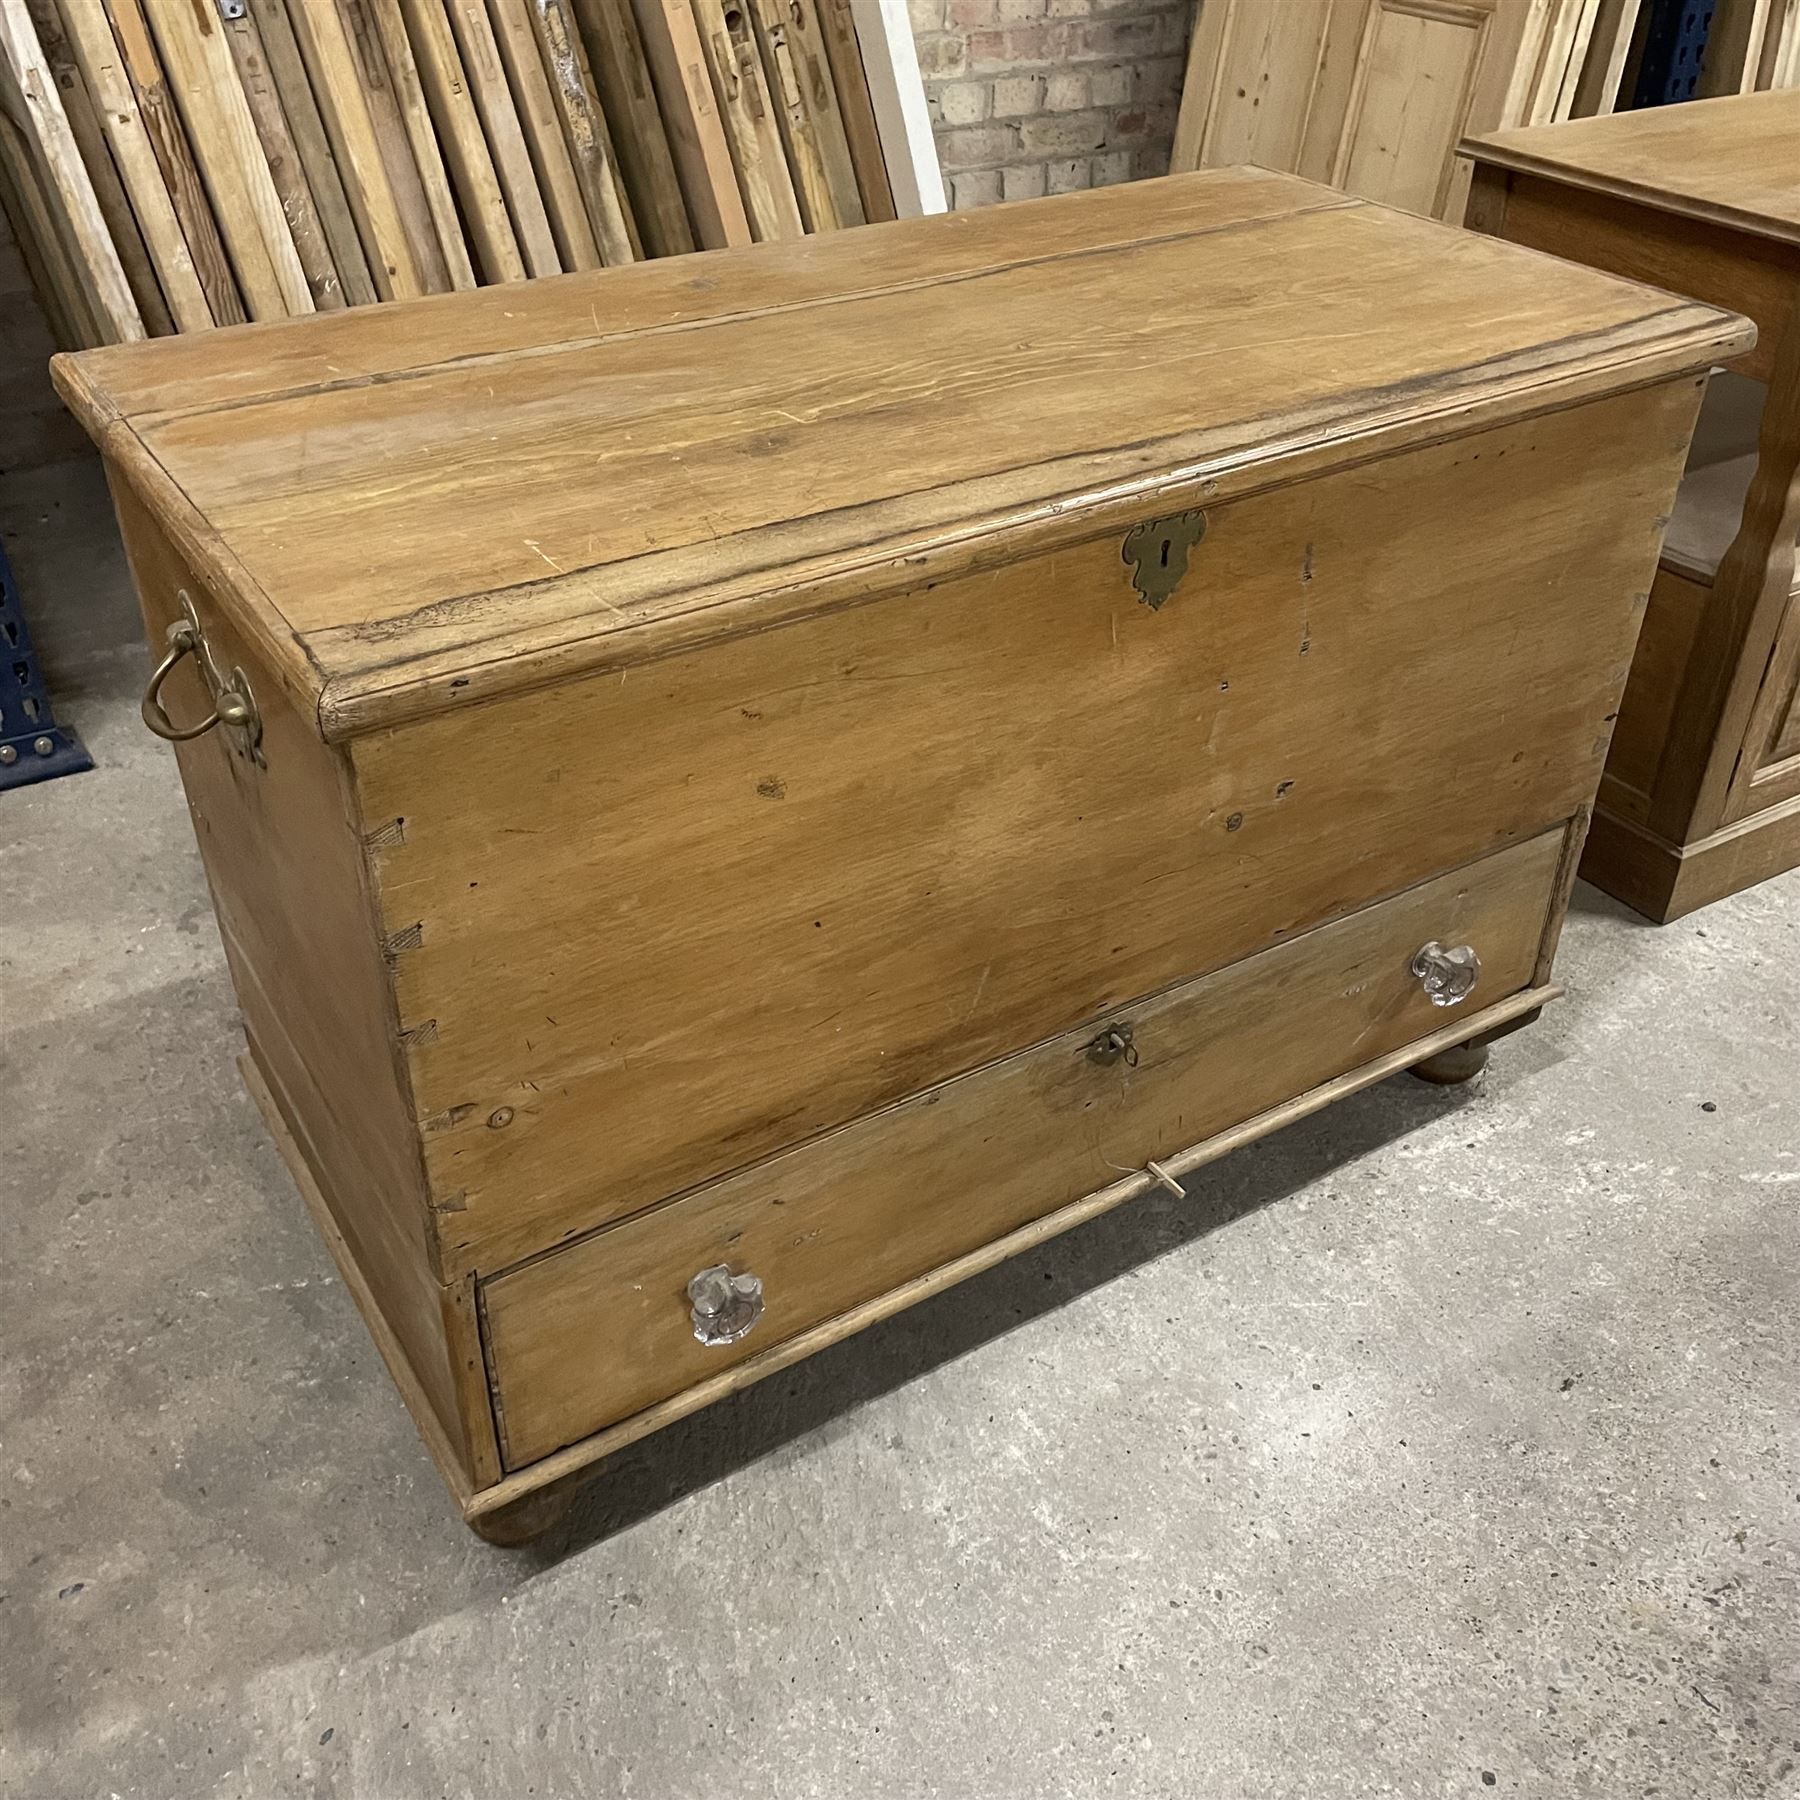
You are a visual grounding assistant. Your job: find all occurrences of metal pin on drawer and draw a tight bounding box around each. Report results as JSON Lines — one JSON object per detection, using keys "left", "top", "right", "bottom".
{"left": 1085, "top": 1023, "right": 1138, "bottom": 1067}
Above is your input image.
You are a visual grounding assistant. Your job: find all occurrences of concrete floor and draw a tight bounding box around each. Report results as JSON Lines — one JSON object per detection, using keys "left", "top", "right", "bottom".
{"left": 3, "top": 455, "right": 1798, "bottom": 1800}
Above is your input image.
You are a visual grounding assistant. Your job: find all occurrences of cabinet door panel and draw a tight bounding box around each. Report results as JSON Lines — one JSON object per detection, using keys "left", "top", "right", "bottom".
{"left": 1319, "top": 1, "right": 1499, "bottom": 217}
{"left": 1176, "top": 0, "right": 1538, "bottom": 220}
{"left": 1171, "top": 0, "right": 1340, "bottom": 172}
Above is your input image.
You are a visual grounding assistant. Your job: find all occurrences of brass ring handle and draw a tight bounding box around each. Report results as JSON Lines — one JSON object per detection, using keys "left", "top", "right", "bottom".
{"left": 139, "top": 604, "right": 259, "bottom": 754}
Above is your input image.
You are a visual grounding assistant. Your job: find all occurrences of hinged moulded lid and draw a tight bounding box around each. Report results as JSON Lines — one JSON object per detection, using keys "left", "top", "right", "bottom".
{"left": 54, "top": 167, "right": 1752, "bottom": 741}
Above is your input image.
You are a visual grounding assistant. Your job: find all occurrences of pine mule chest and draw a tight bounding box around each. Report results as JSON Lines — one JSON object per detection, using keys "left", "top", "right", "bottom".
{"left": 57, "top": 170, "right": 1749, "bottom": 1542}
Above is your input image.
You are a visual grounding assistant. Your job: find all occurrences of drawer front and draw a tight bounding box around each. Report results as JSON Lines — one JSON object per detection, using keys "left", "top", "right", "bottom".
{"left": 364, "top": 382, "right": 1689, "bottom": 1279}
{"left": 481, "top": 829, "right": 1564, "bottom": 1470}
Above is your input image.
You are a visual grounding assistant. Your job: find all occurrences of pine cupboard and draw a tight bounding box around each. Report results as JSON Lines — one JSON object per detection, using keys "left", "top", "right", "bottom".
{"left": 56, "top": 170, "right": 1749, "bottom": 1539}
{"left": 1466, "top": 90, "right": 1800, "bottom": 919}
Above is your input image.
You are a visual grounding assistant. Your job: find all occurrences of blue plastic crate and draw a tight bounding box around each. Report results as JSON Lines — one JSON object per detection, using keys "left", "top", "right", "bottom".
{"left": 1632, "top": 0, "right": 1716, "bottom": 107}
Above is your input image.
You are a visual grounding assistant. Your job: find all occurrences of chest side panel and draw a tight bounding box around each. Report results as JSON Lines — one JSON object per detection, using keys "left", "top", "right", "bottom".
{"left": 357, "top": 377, "right": 1698, "bottom": 1277}
{"left": 105, "top": 475, "right": 484, "bottom": 1482}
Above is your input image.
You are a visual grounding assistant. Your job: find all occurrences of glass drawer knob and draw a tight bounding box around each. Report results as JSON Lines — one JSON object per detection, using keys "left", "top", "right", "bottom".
{"left": 687, "top": 1264, "right": 764, "bottom": 1346}
{"left": 1411, "top": 941, "right": 1480, "bottom": 1007}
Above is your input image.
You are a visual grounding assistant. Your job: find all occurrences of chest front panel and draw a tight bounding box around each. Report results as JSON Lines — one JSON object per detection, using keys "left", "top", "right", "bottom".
{"left": 355, "top": 379, "right": 1695, "bottom": 1277}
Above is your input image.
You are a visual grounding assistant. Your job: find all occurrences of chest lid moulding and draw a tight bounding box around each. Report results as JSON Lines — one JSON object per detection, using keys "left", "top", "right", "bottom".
{"left": 54, "top": 174, "right": 1748, "bottom": 1497}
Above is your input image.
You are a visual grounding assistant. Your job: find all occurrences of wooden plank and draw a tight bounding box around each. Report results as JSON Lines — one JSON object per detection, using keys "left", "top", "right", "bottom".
{"left": 0, "top": 0, "right": 141, "bottom": 336}
{"left": 844, "top": 0, "right": 939, "bottom": 212}
{"left": 1775, "top": 3, "right": 1800, "bottom": 85}
{"left": 361, "top": 0, "right": 475, "bottom": 288}
{"left": 245, "top": 0, "right": 374, "bottom": 304}
{"left": 692, "top": 0, "right": 800, "bottom": 239}
{"left": 485, "top": 0, "right": 601, "bottom": 268}
{"left": 1756, "top": 0, "right": 1786, "bottom": 83}
{"left": 444, "top": 0, "right": 560, "bottom": 274}
{"left": 567, "top": 0, "right": 692, "bottom": 253}
{"left": 221, "top": 4, "right": 342, "bottom": 308}
{"left": 749, "top": 0, "right": 861, "bottom": 229}
{"left": 1570, "top": 0, "right": 1643, "bottom": 114}
{"left": 0, "top": 99, "right": 95, "bottom": 341}
{"left": 628, "top": 0, "right": 749, "bottom": 243}
{"left": 53, "top": 172, "right": 1329, "bottom": 423}
{"left": 401, "top": 0, "right": 524, "bottom": 281}
{"left": 1529, "top": 0, "right": 1589, "bottom": 124}
{"left": 25, "top": 0, "right": 171, "bottom": 331}
{"left": 814, "top": 0, "right": 888, "bottom": 219}
{"left": 1168, "top": 0, "right": 1227, "bottom": 172}
{"left": 1551, "top": 0, "right": 1604, "bottom": 119}
{"left": 1497, "top": 0, "right": 1559, "bottom": 124}
{"left": 55, "top": 0, "right": 212, "bottom": 327}
{"left": 140, "top": 0, "right": 310, "bottom": 317}
{"left": 284, "top": 0, "right": 427, "bottom": 299}
{"left": 525, "top": 0, "right": 638, "bottom": 264}
{"left": 337, "top": 0, "right": 455, "bottom": 292}
{"left": 100, "top": 0, "right": 242, "bottom": 320}
{"left": 0, "top": 105, "right": 83, "bottom": 348}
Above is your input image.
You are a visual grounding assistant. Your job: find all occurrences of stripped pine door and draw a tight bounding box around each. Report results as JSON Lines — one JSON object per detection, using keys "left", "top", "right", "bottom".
{"left": 1173, "top": 0, "right": 1540, "bottom": 220}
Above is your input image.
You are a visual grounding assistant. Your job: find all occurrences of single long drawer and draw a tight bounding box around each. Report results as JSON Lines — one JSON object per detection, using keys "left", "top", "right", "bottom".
{"left": 481, "top": 828, "right": 1566, "bottom": 1470}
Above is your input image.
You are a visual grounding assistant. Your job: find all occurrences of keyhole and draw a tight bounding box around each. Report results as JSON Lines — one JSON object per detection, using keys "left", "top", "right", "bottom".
{"left": 1159, "top": 537, "right": 1172, "bottom": 568}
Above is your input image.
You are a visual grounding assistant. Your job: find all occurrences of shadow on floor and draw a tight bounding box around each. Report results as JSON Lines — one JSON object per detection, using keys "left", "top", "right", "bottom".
{"left": 518, "top": 1061, "right": 1505, "bottom": 1561}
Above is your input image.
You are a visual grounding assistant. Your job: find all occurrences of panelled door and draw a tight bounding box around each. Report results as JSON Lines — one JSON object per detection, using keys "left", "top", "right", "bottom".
{"left": 1171, "top": 0, "right": 1541, "bottom": 220}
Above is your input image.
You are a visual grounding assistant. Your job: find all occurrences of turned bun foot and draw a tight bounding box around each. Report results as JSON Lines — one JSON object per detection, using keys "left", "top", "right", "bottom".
{"left": 1409, "top": 1039, "right": 1491, "bottom": 1086}
{"left": 467, "top": 1487, "right": 575, "bottom": 1546}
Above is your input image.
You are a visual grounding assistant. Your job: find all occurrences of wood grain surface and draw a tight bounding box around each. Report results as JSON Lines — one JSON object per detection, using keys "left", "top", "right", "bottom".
{"left": 482, "top": 830, "right": 1565, "bottom": 1467}
{"left": 53, "top": 172, "right": 1748, "bottom": 738}
{"left": 567, "top": 0, "right": 689, "bottom": 254}
{"left": 247, "top": 0, "right": 377, "bottom": 305}
{"left": 103, "top": 475, "right": 483, "bottom": 1477}
{"left": 55, "top": 0, "right": 213, "bottom": 328}
{"left": 1466, "top": 86, "right": 1800, "bottom": 245}
{"left": 629, "top": 0, "right": 751, "bottom": 243}
{"left": 350, "top": 379, "right": 1694, "bottom": 1275}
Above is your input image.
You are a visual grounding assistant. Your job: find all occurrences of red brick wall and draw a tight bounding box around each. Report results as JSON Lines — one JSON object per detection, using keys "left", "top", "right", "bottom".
{"left": 910, "top": 0, "right": 1192, "bottom": 207}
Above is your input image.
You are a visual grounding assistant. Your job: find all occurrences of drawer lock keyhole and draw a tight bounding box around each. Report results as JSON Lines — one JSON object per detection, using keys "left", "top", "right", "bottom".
{"left": 1121, "top": 509, "right": 1208, "bottom": 611}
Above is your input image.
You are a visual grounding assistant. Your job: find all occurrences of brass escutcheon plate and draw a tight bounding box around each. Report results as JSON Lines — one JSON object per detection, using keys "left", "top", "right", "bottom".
{"left": 1121, "top": 509, "right": 1208, "bottom": 611}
